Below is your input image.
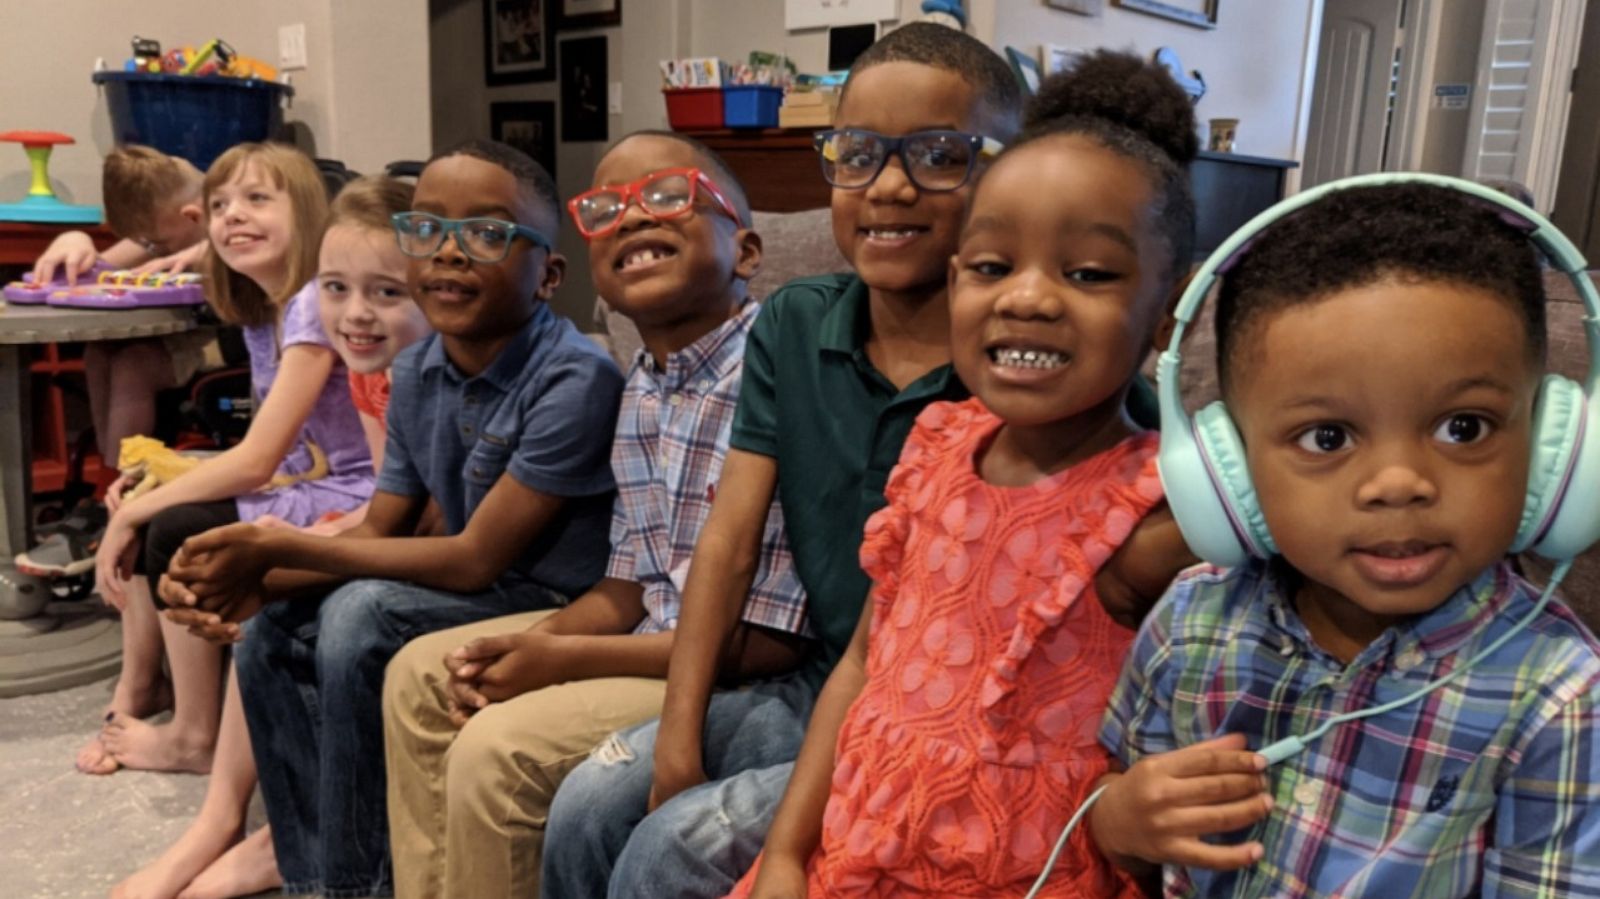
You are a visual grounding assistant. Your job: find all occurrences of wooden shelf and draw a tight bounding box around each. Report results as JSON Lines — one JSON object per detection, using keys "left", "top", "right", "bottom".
{"left": 682, "top": 127, "right": 830, "bottom": 213}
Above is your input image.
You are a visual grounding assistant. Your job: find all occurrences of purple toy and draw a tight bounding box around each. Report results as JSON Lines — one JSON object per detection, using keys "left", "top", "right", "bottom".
{"left": 43, "top": 271, "right": 206, "bottom": 309}
{"left": 2, "top": 259, "right": 116, "bottom": 304}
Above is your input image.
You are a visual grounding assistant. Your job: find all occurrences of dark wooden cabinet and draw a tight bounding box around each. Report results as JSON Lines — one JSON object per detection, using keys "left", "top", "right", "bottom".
{"left": 1190, "top": 150, "right": 1299, "bottom": 256}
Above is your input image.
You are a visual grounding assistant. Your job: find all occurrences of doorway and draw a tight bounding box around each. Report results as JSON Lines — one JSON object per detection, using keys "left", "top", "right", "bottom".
{"left": 1301, "top": 0, "right": 1406, "bottom": 187}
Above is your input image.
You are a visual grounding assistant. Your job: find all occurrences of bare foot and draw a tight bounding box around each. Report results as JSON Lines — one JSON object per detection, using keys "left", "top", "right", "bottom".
{"left": 111, "top": 817, "right": 244, "bottom": 899}
{"left": 79, "top": 678, "right": 173, "bottom": 775}
{"left": 102, "top": 713, "right": 215, "bottom": 774}
{"left": 177, "top": 827, "right": 281, "bottom": 899}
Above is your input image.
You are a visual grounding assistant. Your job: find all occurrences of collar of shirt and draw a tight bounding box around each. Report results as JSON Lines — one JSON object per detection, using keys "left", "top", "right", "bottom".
{"left": 1262, "top": 561, "right": 1514, "bottom": 673}
{"left": 419, "top": 303, "right": 556, "bottom": 390}
{"left": 629, "top": 298, "right": 757, "bottom": 395}
{"left": 816, "top": 276, "right": 963, "bottom": 400}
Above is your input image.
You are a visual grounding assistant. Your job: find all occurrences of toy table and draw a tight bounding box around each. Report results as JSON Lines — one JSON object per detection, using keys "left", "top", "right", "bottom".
{"left": 0, "top": 303, "right": 201, "bottom": 696}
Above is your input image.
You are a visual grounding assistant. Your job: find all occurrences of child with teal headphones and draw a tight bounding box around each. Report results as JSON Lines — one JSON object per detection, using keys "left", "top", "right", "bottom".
{"left": 1092, "top": 176, "right": 1600, "bottom": 897}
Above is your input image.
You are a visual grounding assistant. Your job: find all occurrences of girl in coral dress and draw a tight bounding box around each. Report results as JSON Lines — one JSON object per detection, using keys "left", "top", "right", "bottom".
{"left": 730, "top": 49, "right": 1202, "bottom": 898}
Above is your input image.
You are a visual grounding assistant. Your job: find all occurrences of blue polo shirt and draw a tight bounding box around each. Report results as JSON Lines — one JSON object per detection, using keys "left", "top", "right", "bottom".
{"left": 378, "top": 303, "right": 623, "bottom": 597}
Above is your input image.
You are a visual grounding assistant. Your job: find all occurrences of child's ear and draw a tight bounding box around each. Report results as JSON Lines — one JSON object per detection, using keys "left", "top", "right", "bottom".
{"left": 536, "top": 252, "right": 567, "bottom": 301}
{"left": 732, "top": 228, "right": 763, "bottom": 283}
{"left": 179, "top": 202, "right": 203, "bottom": 224}
{"left": 1152, "top": 270, "right": 1198, "bottom": 353}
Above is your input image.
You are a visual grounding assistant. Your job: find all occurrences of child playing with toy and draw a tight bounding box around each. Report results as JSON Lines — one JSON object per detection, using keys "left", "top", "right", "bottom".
{"left": 80, "top": 142, "right": 374, "bottom": 778}
{"left": 158, "top": 140, "right": 623, "bottom": 899}
{"left": 381, "top": 130, "right": 811, "bottom": 899}
{"left": 729, "top": 50, "right": 1200, "bottom": 899}
{"left": 1094, "top": 178, "right": 1600, "bottom": 896}
{"left": 113, "top": 174, "right": 429, "bottom": 899}
{"left": 540, "top": 26, "right": 1180, "bottom": 899}
{"left": 18, "top": 145, "right": 212, "bottom": 578}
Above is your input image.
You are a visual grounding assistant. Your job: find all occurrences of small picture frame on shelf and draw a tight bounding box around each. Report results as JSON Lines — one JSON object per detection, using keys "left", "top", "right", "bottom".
{"left": 491, "top": 101, "right": 557, "bottom": 180}
{"left": 1004, "top": 46, "right": 1043, "bottom": 96}
{"left": 1114, "top": 0, "right": 1218, "bottom": 29}
{"left": 1046, "top": 0, "right": 1104, "bottom": 14}
{"left": 484, "top": 0, "right": 555, "bottom": 85}
{"left": 557, "top": 0, "right": 621, "bottom": 31}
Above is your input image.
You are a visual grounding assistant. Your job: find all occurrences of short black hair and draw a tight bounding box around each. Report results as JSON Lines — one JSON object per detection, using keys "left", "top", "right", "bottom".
{"left": 429, "top": 139, "right": 561, "bottom": 232}
{"left": 605, "top": 130, "right": 753, "bottom": 225}
{"left": 1215, "top": 182, "right": 1547, "bottom": 392}
{"left": 1003, "top": 49, "right": 1198, "bottom": 288}
{"left": 842, "top": 22, "right": 1024, "bottom": 141}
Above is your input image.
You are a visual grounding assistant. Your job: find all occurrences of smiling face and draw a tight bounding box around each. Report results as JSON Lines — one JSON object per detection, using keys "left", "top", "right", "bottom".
{"left": 950, "top": 136, "right": 1170, "bottom": 434}
{"left": 207, "top": 161, "right": 293, "bottom": 292}
{"left": 406, "top": 154, "right": 563, "bottom": 345}
{"left": 585, "top": 135, "right": 758, "bottom": 334}
{"left": 1230, "top": 280, "right": 1538, "bottom": 652}
{"left": 317, "top": 223, "right": 431, "bottom": 374}
{"left": 830, "top": 62, "right": 997, "bottom": 297}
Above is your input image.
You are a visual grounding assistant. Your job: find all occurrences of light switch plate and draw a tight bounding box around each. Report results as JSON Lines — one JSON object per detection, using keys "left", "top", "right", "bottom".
{"left": 609, "top": 81, "right": 623, "bottom": 115}
{"left": 279, "top": 23, "right": 308, "bottom": 71}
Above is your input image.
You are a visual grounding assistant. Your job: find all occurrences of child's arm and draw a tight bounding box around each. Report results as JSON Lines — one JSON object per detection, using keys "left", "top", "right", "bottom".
{"left": 1483, "top": 669, "right": 1600, "bottom": 896}
{"left": 1095, "top": 503, "right": 1197, "bottom": 631}
{"left": 649, "top": 448, "right": 785, "bottom": 810}
{"left": 30, "top": 235, "right": 149, "bottom": 284}
{"left": 95, "top": 343, "right": 339, "bottom": 605}
{"left": 746, "top": 599, "right": 873, "bottom": 897}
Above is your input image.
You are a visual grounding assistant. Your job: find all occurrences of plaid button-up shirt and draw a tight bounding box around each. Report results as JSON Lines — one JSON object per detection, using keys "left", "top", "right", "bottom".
{"left": 1101, "top": 560, "right": 1600, "bottom": 898}
{"left": 607, "top": 300, "right": 807, "bottom": 636}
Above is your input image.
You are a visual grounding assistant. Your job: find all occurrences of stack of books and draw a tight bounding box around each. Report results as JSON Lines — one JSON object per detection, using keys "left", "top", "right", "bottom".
{"left": 778, "top": 88, "right": 838, "bottom": 129}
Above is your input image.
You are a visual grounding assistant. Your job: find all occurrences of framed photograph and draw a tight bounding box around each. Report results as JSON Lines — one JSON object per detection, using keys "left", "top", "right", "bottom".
{"left": 559, "top": 36, "right": 609, "bottom": 142}
{"left": 1046, "top": 0, "right": 1104, "bottom": 14}
{"left": 1113, "top": 0, "right": 1218, "bottom": 29}
{"left": 1004, "top": 46, "right": 1042, "bottom": 96}
{"left": 484, "top": 0, "right": 555, "bottom": 85}
{"left": 491, "top": 101, "right": 557, "bottom": 180}
{"left": 557, "top": 0, "right": 621, "bottom": 30}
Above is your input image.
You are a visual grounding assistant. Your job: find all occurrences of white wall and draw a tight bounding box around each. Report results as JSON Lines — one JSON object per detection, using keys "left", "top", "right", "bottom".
{"left": 0, "top": 0, "right": 431, "bottom": 205}
{"left": 1417, "top": 0, "right": 1485, "bottom": 174}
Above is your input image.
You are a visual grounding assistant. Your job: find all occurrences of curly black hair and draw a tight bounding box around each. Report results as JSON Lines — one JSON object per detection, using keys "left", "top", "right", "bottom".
{"left": 999, "top": 50, "right": 1198, "bottom": 287}
{"left": 429, "top": 139, "right": 562, "bottom": 233}
{"left": 841, "top": 22, "right": 1024, "bottom": 141}
{"left": 1215, "top": 183, "right": 1547, "bottom": 393}
{"left": 605, "top": 130, "right": 753, "bottom": 226}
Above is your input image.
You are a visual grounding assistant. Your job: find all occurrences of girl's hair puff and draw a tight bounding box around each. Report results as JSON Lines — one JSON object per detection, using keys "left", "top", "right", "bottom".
{"left": 201, "top": 143, "right": 329, "bottom": 326}
{"left": 1009, "top": 50, "right": 1198, "bottom": 285}
{"left": 328, "top": 175, "right": 415, "bottom": 234}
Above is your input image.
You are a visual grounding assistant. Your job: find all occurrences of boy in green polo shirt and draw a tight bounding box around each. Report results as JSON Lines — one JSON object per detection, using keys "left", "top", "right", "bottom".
{"left": 541, "top": 24, "right": 1022, "bottom": 898}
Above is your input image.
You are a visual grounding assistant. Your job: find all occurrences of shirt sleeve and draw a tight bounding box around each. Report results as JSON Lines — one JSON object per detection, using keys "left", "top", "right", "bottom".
{"left": 1100, "top": 580, "right": 1185, "bottom": 767}
{"left": 507, "top": 351, "right": 623, "bottom": 498}
{"left": 728, "top": 293, "right": 781, "bottom": 458}
{"left": 604, "top": 493, "right": 637, "bottom": 583}
{"left": 374, "top": 360, "right": 426, "bottom": 497}
{"left": 1483, "top": 663, "right": 1600, "bottom": 897}
{"left": 278, "top": 282, "right": 335, "bottom": 351}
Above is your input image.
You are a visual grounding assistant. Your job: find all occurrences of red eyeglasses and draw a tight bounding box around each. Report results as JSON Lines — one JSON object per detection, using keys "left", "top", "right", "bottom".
{"left": 566, "top": 167, "right": 743, "bottom": 240}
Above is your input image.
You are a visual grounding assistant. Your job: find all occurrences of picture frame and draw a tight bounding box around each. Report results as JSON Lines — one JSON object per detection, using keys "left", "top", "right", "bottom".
{"left": 1046, "top": 0, "right": 1104, "bottom": 14}
{"left": 490, "top": 101, "right": 557, "bottom": 180}
{"left": 559, "top": 36, "right": 609, "bottom": 142}
{"left": 556, "top": 0, "right": 621, "bottom": 31}
{"left": 484, "top": 0, "right": 555, "bottom": 86}
{"left": 1113, "top": 0, "right": 1218, "bottom": 29}
{"left": 1005, "top": 46, "right": 1043, "bottom": 96}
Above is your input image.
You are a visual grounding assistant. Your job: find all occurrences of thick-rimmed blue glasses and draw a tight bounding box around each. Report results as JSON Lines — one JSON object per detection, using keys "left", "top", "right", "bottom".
{"left": 814, "top": 128, "right": 1005, "bottom": 193}
{"left": 391, "top": 212, "right": 552, "bottom": 264}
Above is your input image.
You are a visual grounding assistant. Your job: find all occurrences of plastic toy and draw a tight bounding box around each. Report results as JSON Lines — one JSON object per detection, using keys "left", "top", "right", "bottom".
{"left": 2, "top": 259, "right": 116, "bottom": 304}
{"left": 920, "top": 0, "right": 966, "bottom": 29}
{"left": 180, "top": 38, "right": 235, "bottom": 77}
{"left": 131, "top": 36, "right": 162, "bottom": 73}
{"left": 0, "top": 131, "right": 103, "bottom": 224}
{"left": 45, "top": 271, "right": 206, "bottom": 309}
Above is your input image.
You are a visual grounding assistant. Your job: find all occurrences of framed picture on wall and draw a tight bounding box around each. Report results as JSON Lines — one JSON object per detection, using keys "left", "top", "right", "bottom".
{"left": 491, "top": 101, "right": 557, "bottom": 180}
{"left": 1046, "top": 0, "right": 1104, "bottom": 14}
{"left": 559, "top": 36, "right": 609, "bottom": 142}
{"left": 484, "top": 0, "right": 556, "bottom": 85}
{"left": 557, "top": 0, "right": 621, "bottom": 30}
{"left": 1113, "top": 0, "right": 1218, "bottom": 29}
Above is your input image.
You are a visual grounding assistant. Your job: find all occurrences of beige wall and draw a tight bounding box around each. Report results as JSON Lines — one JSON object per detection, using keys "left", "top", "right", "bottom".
{"left": 1417, "top": 0, "right": 1485, "bottom": 174}
{"left": 0, "top": 0, "right": 430, "bottom": 206}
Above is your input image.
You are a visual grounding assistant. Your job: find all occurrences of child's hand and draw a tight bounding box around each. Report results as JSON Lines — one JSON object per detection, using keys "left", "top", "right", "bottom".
{"left": 1091, "top": 733, "right": 1271, "bottom": 872}
{"left": 746, "top": 852, "right": 808, "bottom": 899}
{"left": 163, "top": 600, "right": 252, "bottom": 644}
{"left": 169, "top": 524, "right": 272, "bottom": 611}
{"left": 130, "top": 240, "right": 207, "bottom": 276}
{"left": 94, "top": 517, "right": 141, "bottom": 610}
{"left": 1096, "top": 504, "right": 1197, "bottom": 631}
{"left": 29, "top": 232, "right": 98, "bottom": 286}
{"left": 649, "top": 743, "right": 708, "bottom": 813}
{"left": 443, "top": 630, "right": 567, "bottom": 724}
{"left": 103, "top": 474, "right": 130, "bottom": 516}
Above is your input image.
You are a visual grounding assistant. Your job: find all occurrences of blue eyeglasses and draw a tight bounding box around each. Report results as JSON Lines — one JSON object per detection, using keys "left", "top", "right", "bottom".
{"left": 814, "top": 128, "right": 1005, "bottom": 192}
{"left": 391, "top": 212, "right": 552, "bottom": 264}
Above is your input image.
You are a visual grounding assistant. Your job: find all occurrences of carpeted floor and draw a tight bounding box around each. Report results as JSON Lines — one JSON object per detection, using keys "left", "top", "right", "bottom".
{"left": 0, "top": 671, "right": 276, "bottom": 898}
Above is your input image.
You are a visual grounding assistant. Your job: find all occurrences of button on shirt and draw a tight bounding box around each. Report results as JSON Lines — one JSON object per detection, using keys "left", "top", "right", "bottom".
{"left": 608, "top": 300, "right": 805, "bottom": 635}
{"left": 378, "top": 304, "right": 624, "bottom": 598}
{"left": 1101, "top": 561, "right": 1600, "bottom": 898}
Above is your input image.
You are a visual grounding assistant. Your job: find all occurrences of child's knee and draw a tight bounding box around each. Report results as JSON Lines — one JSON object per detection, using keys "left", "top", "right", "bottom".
{"left": 317, "top": 579, "right": 403, "bottom": 660}
{"left": 382, "top": 634, "right": 439, "bottom": 713}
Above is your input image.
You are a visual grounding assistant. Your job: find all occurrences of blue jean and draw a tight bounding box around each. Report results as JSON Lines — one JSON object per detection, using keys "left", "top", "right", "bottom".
{"left": 236, "top": 578, "right": 561, "bottom": 897}
{"left": 541, "top": 671, "right": 819, "bottom": 899}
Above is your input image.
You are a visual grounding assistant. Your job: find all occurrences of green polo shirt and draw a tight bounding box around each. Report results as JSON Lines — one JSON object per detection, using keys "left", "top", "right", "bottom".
{"left": 730, "top": 274, "right": 967, "bottom": 667}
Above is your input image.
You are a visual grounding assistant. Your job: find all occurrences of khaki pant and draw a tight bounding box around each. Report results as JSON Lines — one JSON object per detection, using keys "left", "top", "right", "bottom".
{"left": 382, "top": 610, "right": 669, "bottom": 899}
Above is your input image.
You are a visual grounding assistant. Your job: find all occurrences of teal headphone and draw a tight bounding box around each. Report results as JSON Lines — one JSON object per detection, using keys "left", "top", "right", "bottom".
{"left": 1158, "top": 172, "right": 1600, "bottom": 569}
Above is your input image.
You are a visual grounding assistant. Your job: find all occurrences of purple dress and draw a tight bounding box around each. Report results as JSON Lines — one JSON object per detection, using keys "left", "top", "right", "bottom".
{"left": 234, "top": 282, "right": 375, "bottom": 526}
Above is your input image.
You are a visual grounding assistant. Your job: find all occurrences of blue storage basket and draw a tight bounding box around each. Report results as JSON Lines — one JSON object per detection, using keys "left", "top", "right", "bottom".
{"left": 723, "top": 85, "right": 782, "bottom": 129}
{"left": 92, "top": 72, "right": 294, "bottom": 170}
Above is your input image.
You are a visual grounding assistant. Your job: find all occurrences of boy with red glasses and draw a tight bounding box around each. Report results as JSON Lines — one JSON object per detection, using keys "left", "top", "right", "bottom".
{"left": 380, "top": 130, "right": 811, "bottom": 899}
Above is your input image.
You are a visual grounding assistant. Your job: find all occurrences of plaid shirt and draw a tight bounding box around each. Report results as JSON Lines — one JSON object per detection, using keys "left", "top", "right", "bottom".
{"left": 606, "top": 300, "right": 807, "bottom": 635}
{"left": 1101, "top": 560, "right": 1600, "bottom": 898}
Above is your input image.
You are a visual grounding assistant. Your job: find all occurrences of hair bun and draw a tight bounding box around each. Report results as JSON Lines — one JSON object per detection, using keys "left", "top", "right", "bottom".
{"left": 1027, "top": 49, "right": 1199, "bottom": 165}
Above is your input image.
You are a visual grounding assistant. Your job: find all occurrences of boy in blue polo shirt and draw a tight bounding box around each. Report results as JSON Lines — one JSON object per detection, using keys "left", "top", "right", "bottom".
{"left": 159, "top": 140, "right": 623, "bottom": 899}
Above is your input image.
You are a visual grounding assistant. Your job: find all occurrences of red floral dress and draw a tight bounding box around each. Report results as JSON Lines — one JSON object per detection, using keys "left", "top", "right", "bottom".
{"left": 728, "top": 398, "right": 1161, "bottom": 898}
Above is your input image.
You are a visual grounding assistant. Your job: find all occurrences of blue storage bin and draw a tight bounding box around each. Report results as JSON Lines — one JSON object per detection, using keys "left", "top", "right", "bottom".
{"left": 723, "top": 85, "right": 783, "bottom": 129}
{"left": 91, "top": 72, "right": 295, "bottom": 170}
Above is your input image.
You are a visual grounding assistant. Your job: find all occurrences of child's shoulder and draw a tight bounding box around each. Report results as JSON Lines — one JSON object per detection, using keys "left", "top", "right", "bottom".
{"left": 1487, "top": 569, "right": 1600, "bottom": 692}
{"left": 543, "top": 310, "right": 623, "bottom": 377}
{"left": 1144, "top": 561, "right": 1278, "bottom": 647}
{"left": 760, "top": 272, "right": 862, "bottom": 319}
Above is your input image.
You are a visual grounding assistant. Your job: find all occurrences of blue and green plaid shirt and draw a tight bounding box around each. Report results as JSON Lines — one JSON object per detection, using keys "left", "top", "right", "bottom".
{"left": 1101, "top": 560, "right": 1600, "bottom": 898}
